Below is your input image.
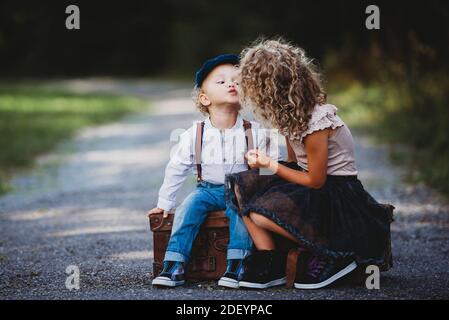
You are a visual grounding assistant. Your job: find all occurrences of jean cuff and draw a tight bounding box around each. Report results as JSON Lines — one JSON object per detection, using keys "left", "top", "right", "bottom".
{"left": 164, "top": 250, "right": 187, "bottom": 263}
{"left": 227, "top": 248, "right": 251, "bottom": 260}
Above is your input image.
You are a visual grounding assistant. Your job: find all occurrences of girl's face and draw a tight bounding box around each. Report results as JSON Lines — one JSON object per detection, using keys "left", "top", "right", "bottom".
{"left": 199, "top": 64, "right": 240, "bottom": 108}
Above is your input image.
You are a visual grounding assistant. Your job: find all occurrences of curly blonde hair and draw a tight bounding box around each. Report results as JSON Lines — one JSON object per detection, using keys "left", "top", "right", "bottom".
{"left": 191, "top": 86, "right": 209, "bottom": 115}
{"left": 239, "top": 38, "right": 326, "bottom": 139}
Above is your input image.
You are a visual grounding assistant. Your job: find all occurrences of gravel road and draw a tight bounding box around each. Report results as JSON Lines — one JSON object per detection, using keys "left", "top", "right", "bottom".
{"left": 0, "top": 79, "right": 448, "bottom": 300}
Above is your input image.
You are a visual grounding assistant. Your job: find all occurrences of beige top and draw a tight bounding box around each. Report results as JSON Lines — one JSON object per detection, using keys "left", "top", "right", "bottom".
{"left": 288, "top": 104, "right": 358, "bottom": 176}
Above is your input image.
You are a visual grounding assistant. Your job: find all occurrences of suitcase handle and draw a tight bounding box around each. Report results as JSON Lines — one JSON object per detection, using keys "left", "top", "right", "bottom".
{"left": 151, "top": 215, "right": 171, "bottom": 231}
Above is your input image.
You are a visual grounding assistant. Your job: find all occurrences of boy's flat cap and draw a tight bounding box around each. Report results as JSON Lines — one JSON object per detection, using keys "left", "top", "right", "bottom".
{"left": 195, "top": 54, "right": 239, "bottom": 88}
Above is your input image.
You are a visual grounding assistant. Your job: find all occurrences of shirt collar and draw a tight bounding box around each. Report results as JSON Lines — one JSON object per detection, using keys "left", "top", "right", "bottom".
{"left": 204, "top": 114, "right": 243, "bottom": 130}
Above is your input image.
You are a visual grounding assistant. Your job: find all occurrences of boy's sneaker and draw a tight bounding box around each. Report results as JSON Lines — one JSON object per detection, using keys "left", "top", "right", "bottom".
{"left": 218, "top": 259, "right": 245, "bottom": 289}
{"left": 238, "top": 250, "right": 287, "bottom": 289}
{"left": 294, "top": 255, "right": 357, "bottom": 289}
{"left": 152, "top": 261, "right": 185, "bottom": 287}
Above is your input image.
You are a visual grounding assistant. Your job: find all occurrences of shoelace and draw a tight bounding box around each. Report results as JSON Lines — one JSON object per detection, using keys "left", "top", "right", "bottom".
{"left": 163, "top": 261, "right": 182, "bottom": 274}
{"left": 227, "top": 259, "right": 242, "bottom": 274}
{"left": 306, "top": 256, "right": 326, "bottom": 279}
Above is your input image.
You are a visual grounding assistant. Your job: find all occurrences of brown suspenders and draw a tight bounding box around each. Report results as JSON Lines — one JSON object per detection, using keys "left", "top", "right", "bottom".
{"left": 243, "top": 119, "right": 254, "bottom": 154}
{"left": 195, "top": 121, "right": 205, "bottom": 182}
{"left": 195, "top": 119, "right": 254, "bottom": 182}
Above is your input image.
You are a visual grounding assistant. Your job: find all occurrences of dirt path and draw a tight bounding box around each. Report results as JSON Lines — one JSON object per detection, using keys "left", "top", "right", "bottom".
{"left": 0, "top": 79, "right": 448, "bottom": 300}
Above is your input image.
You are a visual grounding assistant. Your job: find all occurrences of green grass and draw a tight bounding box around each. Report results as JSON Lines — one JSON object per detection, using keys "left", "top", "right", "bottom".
{"left": 328, "top": 75, "right": 449, "bottom": 196}
{"left": 0, "top": 84, "right": 148, "bottom": 194}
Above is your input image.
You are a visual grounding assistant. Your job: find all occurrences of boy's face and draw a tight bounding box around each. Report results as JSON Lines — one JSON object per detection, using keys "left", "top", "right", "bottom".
{"left": 199, "top": 64, "right": 240, "bottom": 108}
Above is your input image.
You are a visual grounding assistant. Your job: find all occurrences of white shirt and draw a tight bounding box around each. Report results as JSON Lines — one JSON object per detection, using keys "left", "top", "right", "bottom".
{"left": 156, "top": 115, "right": 281, "bottom": 211}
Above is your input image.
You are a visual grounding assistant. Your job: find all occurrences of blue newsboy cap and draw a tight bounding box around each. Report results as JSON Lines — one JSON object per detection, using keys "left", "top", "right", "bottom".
{"left": 194, "top": 54, "right": 240, "bottom": 88}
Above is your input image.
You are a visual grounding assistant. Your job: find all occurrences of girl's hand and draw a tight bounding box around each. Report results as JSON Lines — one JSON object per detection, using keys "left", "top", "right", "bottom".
{"left": 147, "top": 207, "right": 169, "bottom": 218}
{"left": 245, "top": 149, "right": 274, "bottom": 170}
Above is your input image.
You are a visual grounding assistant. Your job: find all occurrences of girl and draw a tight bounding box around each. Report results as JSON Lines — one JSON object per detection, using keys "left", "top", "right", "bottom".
{"left": 225, "top": 39, "right": 394, "bottom": 290}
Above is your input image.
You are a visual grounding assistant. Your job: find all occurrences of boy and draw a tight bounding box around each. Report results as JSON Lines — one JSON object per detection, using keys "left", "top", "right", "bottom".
{"left": 148, "top": 54, "right": 279, "bottom": 288}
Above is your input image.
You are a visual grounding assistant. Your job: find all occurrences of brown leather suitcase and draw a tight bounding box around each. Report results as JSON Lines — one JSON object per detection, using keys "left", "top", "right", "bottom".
{"left": 149, "top": 210, "right": 230, "bottom": 281}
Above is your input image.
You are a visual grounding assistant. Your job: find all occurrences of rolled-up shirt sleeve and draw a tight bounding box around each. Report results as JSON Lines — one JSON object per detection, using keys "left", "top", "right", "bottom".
{"left": 156, "top": 128, "right": 194, "bottom": 212}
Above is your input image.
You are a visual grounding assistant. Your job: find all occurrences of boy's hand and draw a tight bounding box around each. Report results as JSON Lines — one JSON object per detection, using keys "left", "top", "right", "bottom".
{"left": 147, "top": 207, "right": 170, "bottom": 218}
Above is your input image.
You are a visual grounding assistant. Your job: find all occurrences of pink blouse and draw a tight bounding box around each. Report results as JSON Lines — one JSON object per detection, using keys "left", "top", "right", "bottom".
{"left": 288, "top": 104, "right": 358, "bottom": 176}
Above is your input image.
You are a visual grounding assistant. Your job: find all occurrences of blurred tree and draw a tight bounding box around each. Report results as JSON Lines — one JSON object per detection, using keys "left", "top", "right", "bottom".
{"left": 0, "top": 0, "right": 447, "bottom": 77}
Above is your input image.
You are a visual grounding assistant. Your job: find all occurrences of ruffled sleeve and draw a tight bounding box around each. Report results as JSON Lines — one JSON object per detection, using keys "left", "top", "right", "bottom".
{"left": 299, "top": 104, "right": 345, "bottom": 144}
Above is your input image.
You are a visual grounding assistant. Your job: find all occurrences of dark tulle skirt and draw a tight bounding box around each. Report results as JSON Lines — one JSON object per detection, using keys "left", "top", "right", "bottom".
{"left": 225, "top": 161, "right": 394, "bottom": 269}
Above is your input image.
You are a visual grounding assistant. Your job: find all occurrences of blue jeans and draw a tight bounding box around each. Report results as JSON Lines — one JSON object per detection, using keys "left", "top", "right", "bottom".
{"left": 164, "top": 180, "right": 253, "bottom": 263}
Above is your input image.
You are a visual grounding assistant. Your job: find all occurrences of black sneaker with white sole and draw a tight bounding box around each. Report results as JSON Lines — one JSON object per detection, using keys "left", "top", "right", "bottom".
{"left": 152, "top": 261, "right": 185, "bottom": 287}
{"left": 238, "top": 250, "right": 287, "bottom": 289}
{"left": 218, "top": 259, "right": 245, "bottom": 289}
{"left": 294, "top": 255, "right": 357, "bottom": 289}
